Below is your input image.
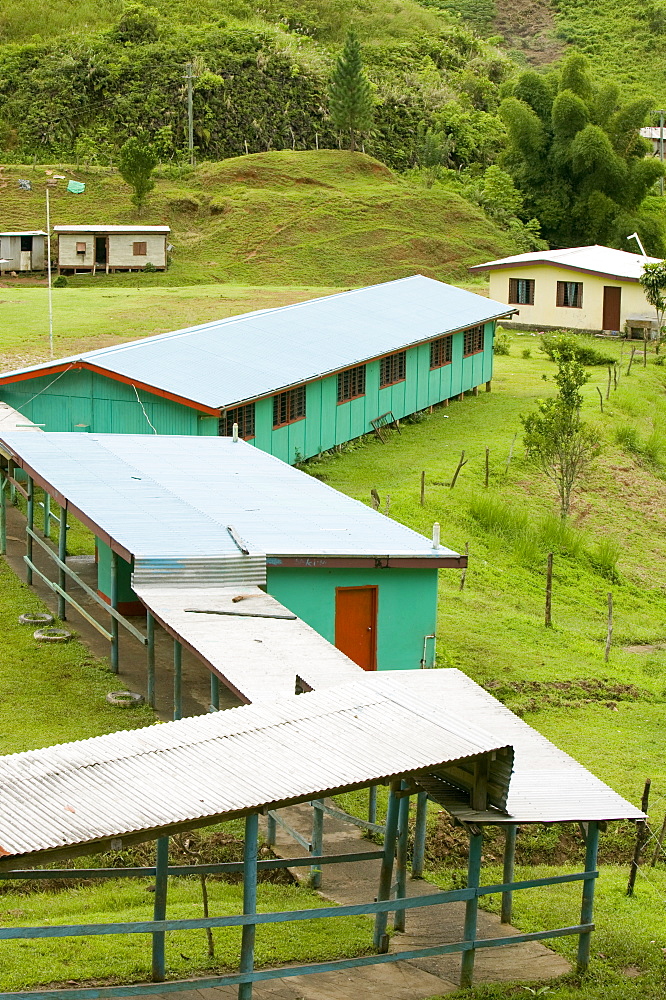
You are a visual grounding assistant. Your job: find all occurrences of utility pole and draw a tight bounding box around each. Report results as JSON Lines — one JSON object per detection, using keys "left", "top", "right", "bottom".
{"left": 185, "top": 62, "right": 195, "bottom": 166}
{"left": 45, "top": 188, "right": 53, "bottom": 358}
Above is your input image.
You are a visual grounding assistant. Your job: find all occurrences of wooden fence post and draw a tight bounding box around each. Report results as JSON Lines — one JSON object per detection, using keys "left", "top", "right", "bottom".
{"left": 485, "top": 447, "right": 489, "bottom": 488}
{"left": 627, "top": 779, "right": 651, "bottom": 896}
{"left": 450, "top": 451, "right": 468, "bottom": 488}
{"left": 420, "top": 470, "right": 425, "bottom": 506}
{"left": 545, "top": 553, "right": 553, "bottom": 626}
{"left": 604, "top": 593, "right": 613, "bottom": 662}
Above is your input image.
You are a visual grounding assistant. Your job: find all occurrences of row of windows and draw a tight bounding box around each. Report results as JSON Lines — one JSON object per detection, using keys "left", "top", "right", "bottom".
{"left": 220, "top": 326, "right": 486, "bottom": 439}
{"left": 509, "top": 278, "right": 583, "bottom": 309}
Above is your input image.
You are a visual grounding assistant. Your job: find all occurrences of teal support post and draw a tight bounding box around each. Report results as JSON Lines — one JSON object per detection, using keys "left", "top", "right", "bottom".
{"left": 460, "top": 829, "right": 483, "bottom": 988}
{"left": 0, "top": 474, "right": 6, "bottom": 556}
{"left": 210, "top": 672, "right": 219, "bottom": 711}
{"left": 373, "top": 780, "right": 401, "bottom": 952}
{"left": 57, "top": 506, "right": 67, "bottom": 620}
{"left": 266, "top": 813, "right": 277, "bottom": 847}
{"left": 412, "top": 791, "right": 428, "bottom": 879}
{"left": 501, "top": 824, "right": 517, "bottom": 924}
{"left": 110, "top": 550, "right": 119, "bottom": 674}
{"left": 239, "top": 811, "right": 259, "bottom": 1000}
{"left": 310, "top": 800, "right": 324, "bottom": 888}
{"left": 577, "top": 821, "right": 600, "bottom": 975}
{"left": 368, "top": 785, "right": 377, "bottom": 825}
{"left": 394, "top": 786, "right": 410, "bottom": 931}
{"left": 151, "top": 836, "right": 169, "bottom": 982}
{"left": 26, "top": 476, "right": 34, "bottom": 585}
{"left": 173, "top": 640, "right": 182, "bottom": 721}
{"left": 43, "top": 492, "right": 51, "bottom": 539}
{"left": 146, "top": 612, "right": 155, "bottom": 709}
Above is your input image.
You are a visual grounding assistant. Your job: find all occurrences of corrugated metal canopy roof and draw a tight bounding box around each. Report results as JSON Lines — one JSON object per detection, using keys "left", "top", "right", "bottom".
{"left": 470, "top": 245, "right": 661, "bottom": 281}
{"left": 0, "top": 231, "right": 46, "bottom": 237}
{"left": 0, "top": 673, "right": 514, "bottom": 866}
{"left": 53, "top": 225, "right": 170, "bottom": 233}
{"left": 0, "top": 432, "right": 458, "bottom": 563}
{"left": 0, "top": 276, "right": 512, "bottom": 410}
{"left": 366, "top": 672, "right": 644, "bottom": 825}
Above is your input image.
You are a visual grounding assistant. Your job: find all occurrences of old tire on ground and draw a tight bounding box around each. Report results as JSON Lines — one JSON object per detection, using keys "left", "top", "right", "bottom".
{"left": 33, "top": 627, "right": 72, "bottom": 642}
{"left": 106, "top": 690, "right": 144, "bottom": 708}
{"left": 19, "top": 612, "right": 54, "bottom": 626}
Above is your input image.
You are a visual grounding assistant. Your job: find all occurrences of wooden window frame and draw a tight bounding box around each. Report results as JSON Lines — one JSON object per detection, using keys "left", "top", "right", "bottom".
{"left": 337, "top": 364, "right": 366, "bottom": 404}
{"left": 221, "top": 402, "right": 255, "bottom": 440}
{"left": 463, "top": 325, "right": 485, "bottom": 357}
{"left": 75, "top": 241, "right": 86, "bottom": 254}
{"left": 429, "top": 335, "right": 453, "bottom": 370}
{"left": 556, "top": 281, "right": 583, "bottom": 308}
{"left": 508, "top": 277, "right": 535, "bottom": 305}
{"left": 133, "top": 241, "right": 148, "bottom": 257}
{"left": 379, "top": 351, "right": 406, "bottom": 388}
{"left": 273, "top": 386, "right": 306, "bottom": 428}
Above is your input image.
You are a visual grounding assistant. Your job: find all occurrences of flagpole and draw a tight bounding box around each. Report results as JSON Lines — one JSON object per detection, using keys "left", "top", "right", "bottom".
{"left": 46, "top": 188, "right": 53, "bottom": 358}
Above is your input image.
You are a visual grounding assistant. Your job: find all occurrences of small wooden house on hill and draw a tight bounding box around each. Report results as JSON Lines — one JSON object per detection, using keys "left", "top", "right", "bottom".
{"left": 0, "top": 275, "right": 512, "bottom": 464}
{"left": 0, "top": 231, "right": 46, "bottom": 273}
{"left": 470, "top": 245, "right": 660, "bottom": 335}
{"left": 54, "top": 224, "right": 170, "bottom": 274}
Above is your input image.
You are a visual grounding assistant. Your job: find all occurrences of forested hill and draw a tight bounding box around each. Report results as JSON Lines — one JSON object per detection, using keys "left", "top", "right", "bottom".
{"left": 0, "top": 1, "right": 512, "bottom": 169}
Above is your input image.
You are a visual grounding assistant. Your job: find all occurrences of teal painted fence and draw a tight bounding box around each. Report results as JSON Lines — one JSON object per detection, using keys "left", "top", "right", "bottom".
{"left": 266, "top": 566, "right": 439, "bottom": 671}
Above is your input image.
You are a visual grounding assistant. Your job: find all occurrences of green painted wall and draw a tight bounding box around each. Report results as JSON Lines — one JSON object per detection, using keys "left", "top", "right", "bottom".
{"left": 252, "top": 321, "right": 494, "bottom": 464}
{"left": 96, "top": 539, "right": 135, "bottom": 603}
{"left": 265, "top": 565, "right": 439, "bottom": 671}
{"left": 0, "top": 370, "right": 215, "bottom": 435}
{"left": 0, "top": 322, "right": 494, "bottom": 460}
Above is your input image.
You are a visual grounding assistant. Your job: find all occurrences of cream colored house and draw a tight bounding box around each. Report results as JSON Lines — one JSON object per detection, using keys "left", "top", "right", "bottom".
{"left": 470, "top": 245, "right": 662, "bottom": 336}
{"left": 54, "top": 225, "right": 170, "bottom": 275}
{"left": 0, "top": 231, "right": 46, "bottom": 273}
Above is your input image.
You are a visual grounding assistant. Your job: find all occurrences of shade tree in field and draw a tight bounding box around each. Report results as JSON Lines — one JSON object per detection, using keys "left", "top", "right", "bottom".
{"left": 328, "top": 30, "right": 374, "bottom": 153}
{"left": 521, "top": 353, "right": 600, "bottom": 519}
{"left": 639, "top": 260, "right": 666, "bottom": 351}
{"left": 500, "top": 54, "right": 666, "bottom": 253}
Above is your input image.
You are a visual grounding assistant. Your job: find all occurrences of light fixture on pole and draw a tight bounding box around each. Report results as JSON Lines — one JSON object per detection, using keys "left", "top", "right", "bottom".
{"left": 627, "top": 232, "right": 648, "bottom": 258}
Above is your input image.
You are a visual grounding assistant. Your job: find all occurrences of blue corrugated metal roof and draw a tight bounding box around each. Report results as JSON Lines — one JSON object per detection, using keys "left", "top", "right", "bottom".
{"left": 0, "top": 432, "right": 458, "bottom": 562}
{"left": 0, "top": 276, "right": 511, "bottom": 410}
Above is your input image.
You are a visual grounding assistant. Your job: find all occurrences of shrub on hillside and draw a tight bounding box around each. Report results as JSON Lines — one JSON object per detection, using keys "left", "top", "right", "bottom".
{"left": 540, "top": 333, "right": 615, "bottom": 366}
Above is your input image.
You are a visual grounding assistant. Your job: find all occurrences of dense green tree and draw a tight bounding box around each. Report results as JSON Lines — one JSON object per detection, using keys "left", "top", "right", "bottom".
{"left": 118, "top": 136, "right": 158, "bottom": 212}
{"left": 500, "top": 55, "right": 666, "bottom": 253}
{"left": 639, "top": 260, "right": 666, "bottom": 349}
{"left": 328, "top": 30, "right": 374, "bottom": 152}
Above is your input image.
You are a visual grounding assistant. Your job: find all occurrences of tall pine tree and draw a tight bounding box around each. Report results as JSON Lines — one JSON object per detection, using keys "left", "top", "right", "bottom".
{"left": 328, "top": 31, "right": 374, "bottom": 153}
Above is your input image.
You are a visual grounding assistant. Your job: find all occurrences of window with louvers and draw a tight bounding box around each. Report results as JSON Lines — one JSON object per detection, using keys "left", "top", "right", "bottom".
{"left": 463, "top": 325, "right": 484, "bottom": 356}
{"left": 556, "top": 281, "right": 583, "bottom": 308}
{"left": 379, "top": 351, "right": 406, "bottom": 387}
{"left": 508, "top": 278, "right": 535, "bottom": 305}
{"left": 429, "top": 335, "right": 453, "bottom": 369}
{"left": 273, "top": 386, "right": 306, "bottom": 427}
{"left": 221, "top": 403, "right": 255, "bottom": 440}
{"left": 133, "top": 241, "right": 147, "bottom": 256}
{"left": 337, "top": 365, "right": 366, "bottom": 403}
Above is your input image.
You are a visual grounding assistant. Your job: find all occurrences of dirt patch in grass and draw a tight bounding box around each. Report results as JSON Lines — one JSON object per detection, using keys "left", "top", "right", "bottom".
{"left": 484, "top": 677, "right": 647, "bottom": 714}
{"left": 494, "top": 0, "right": 564, "bottom": 65}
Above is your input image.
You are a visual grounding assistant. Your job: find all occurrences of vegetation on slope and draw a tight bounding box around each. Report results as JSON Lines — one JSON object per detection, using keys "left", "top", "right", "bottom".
{"left": 0, "top": 151, "right": 521, "bottom": 287}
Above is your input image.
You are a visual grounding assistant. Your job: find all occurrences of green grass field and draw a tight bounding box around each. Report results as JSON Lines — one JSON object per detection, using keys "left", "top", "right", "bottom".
{"left": 0, "top": 152, "right": 519, "bottom": 290}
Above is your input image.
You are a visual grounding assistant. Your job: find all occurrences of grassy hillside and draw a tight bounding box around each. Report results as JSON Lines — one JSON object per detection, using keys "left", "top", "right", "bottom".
{"left": 0, "top": 151, "right": 520, "bottom": 286}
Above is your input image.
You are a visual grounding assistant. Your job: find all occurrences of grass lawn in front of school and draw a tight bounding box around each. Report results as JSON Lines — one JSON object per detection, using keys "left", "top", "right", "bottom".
{"left": 0, "top": 877, "right": 372, "bottom": 990}
{"left": 0, "top": 283, "right": 341, "bottom": 371}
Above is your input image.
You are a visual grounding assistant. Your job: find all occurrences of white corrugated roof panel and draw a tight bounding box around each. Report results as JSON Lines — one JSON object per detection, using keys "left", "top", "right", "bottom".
{"left": 0, "top": 432, "right": 458, "bottom": 562}
{"left": 0, "top": 674, "right": 513, "bottom": 865}
{"left": 365, "top": 671, "right": 645, "bottom": 824}
{"left": 471, "top": 244, "right": 661, "bottom": 281}
{"left": 53, "top": 225, "right": 170, "bottom": 233}
{"left": 0, "top": 275, "right": 512, "bottom": 409}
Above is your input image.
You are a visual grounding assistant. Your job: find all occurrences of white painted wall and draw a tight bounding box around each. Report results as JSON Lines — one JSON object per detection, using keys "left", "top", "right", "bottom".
{"left": 488, "top": 265, "right": 654, "bottom": 332}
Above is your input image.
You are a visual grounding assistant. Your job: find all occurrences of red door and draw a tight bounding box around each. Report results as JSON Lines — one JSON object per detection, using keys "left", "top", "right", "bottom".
{"left": 335, "top": 586, "right": 378, "bottom": 670}
{"left": 603, "top": 286, "right": 621, "bottom": 330}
